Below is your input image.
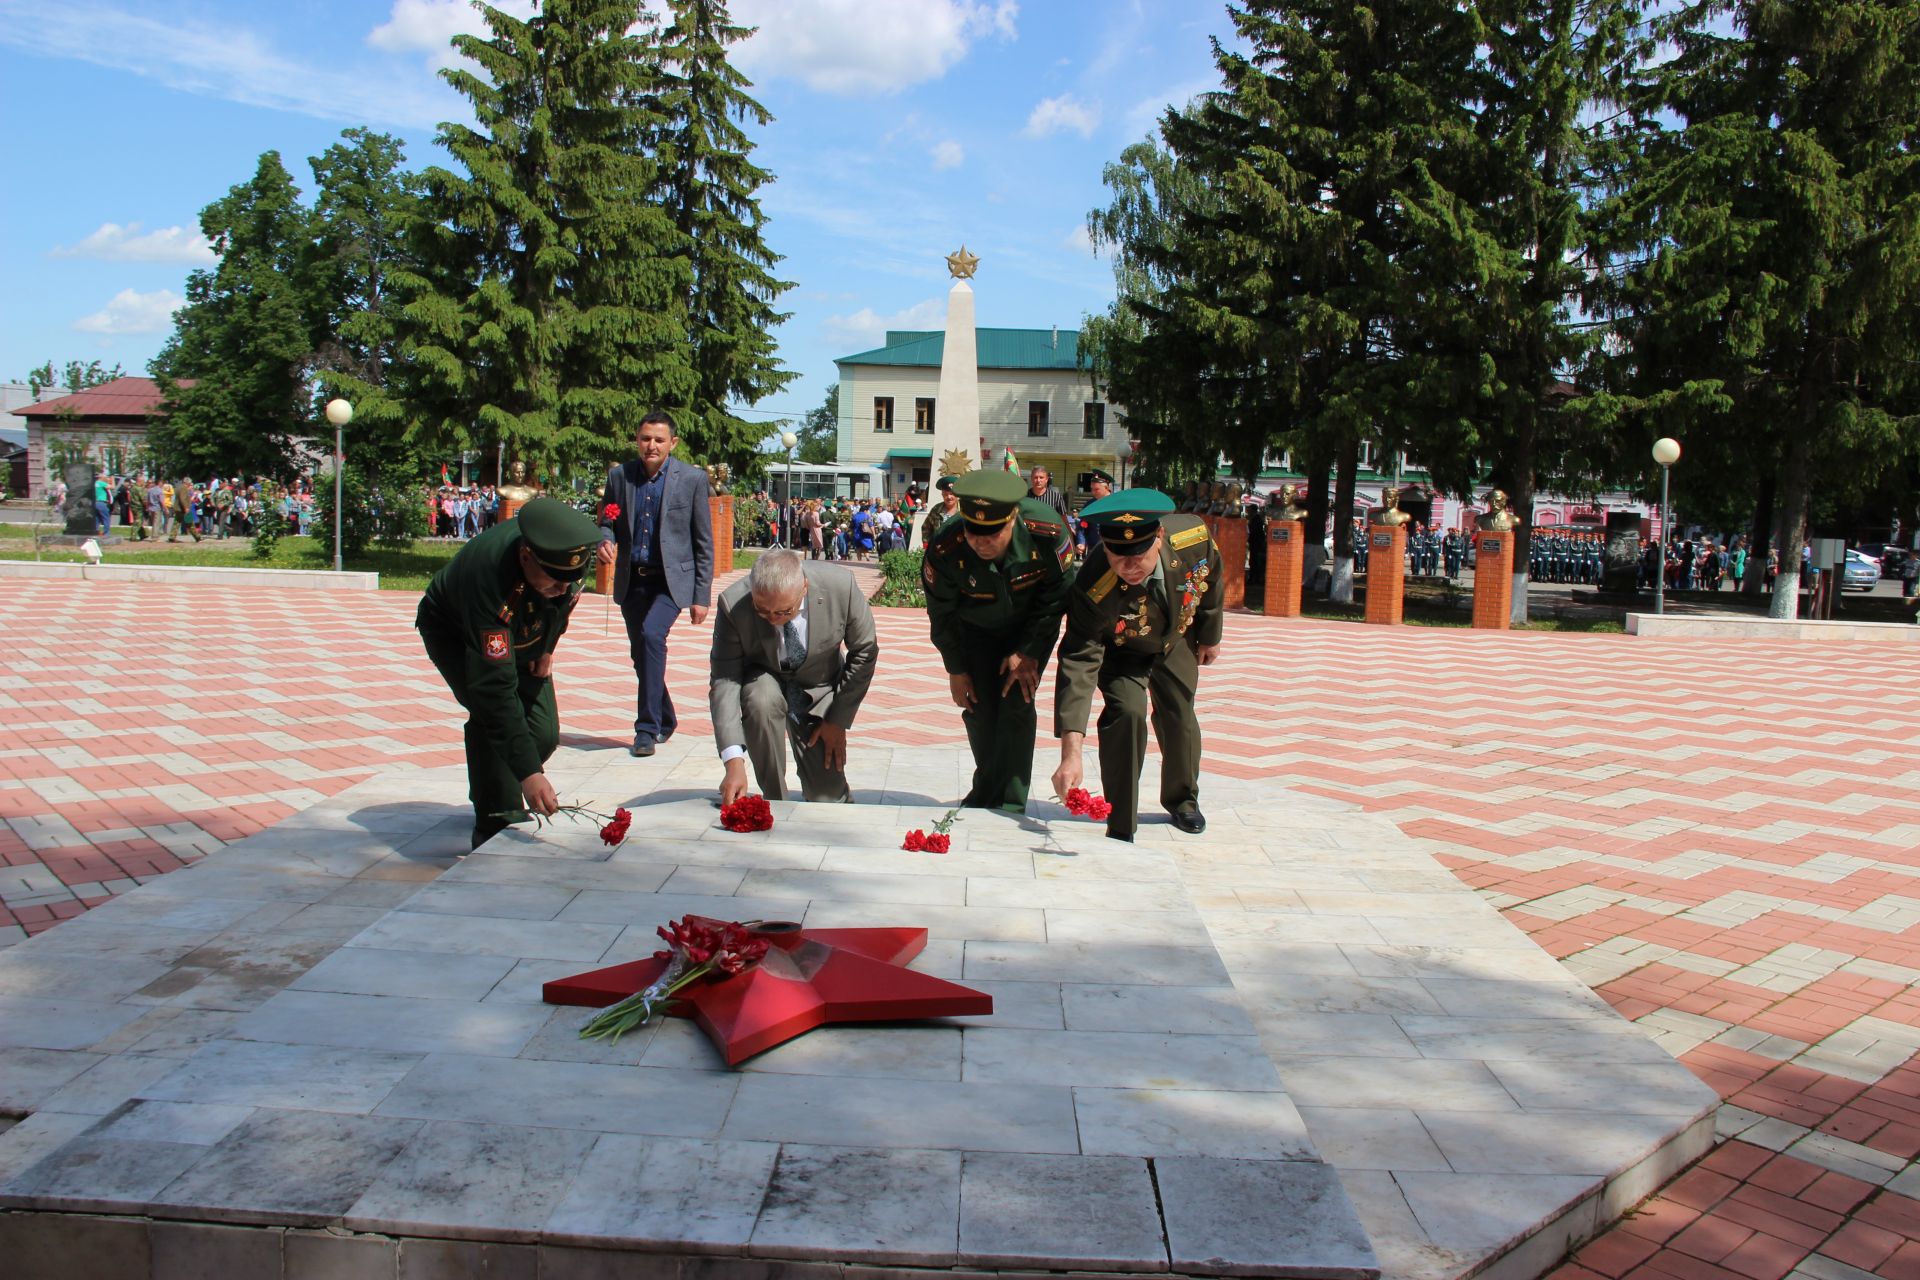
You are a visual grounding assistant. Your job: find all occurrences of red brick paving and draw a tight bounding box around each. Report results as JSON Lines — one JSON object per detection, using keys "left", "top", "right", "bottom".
{"left": 4, "top": 579, "right": 1920, "bottom": 1272}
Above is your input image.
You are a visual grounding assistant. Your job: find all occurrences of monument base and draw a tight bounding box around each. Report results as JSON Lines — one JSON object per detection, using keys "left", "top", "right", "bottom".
{"left": 1214, "top": 516, "right": 1247, "bottom": 609}
{"left": 1263, "top": 519, "right": 1304, "bottom": 617}
{"left": 0, "top": 744, "right": 1717, "bottom": 1280}
{"left": 1473, "top": 533, "right": 1515, "bottom": 629}
{"left": 1363, "top": 524, "right": 1407, "bottom": 625}
{"left": 710, "top": 493, "right": 735, "bottom": 576}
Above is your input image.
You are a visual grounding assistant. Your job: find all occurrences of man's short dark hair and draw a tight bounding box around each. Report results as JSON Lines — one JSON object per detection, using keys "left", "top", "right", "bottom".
{"left": 640, "top": 410, "right": 677, "bottom": 435}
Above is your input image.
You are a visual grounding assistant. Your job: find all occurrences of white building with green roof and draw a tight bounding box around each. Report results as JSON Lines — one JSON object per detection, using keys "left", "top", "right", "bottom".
{"left": 833, "top": 326, "right": 1134, "bottom": 502}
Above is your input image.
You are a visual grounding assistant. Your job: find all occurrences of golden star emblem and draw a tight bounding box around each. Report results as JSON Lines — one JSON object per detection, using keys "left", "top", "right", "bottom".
{"left": 946, "top": 246, "right": 980, "bottom": 279}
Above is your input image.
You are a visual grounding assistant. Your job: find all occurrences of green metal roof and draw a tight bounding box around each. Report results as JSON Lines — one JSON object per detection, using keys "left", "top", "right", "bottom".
{"left": 837, "top": 328, "right": 1083, "bottom": 371}
{"left": 885, "top": 448, "right": 933, "bottom": 458}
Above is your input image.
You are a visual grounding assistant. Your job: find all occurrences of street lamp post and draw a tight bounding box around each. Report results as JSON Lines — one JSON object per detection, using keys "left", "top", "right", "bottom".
{"left": 780, "top": 430, "right": 798, "bottom": 549}
{"left": 325, "top": 398, "right": 354, "bottom": 572}
{"left": 1652, "top": 437, "right": 1682, "bottom": 614}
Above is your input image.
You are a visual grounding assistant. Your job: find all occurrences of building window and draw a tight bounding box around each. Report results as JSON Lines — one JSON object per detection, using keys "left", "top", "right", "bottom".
{"left": 915, "top": 398, "right": 935, "bottom": 434}
{"left": 873, "top": 397, "right": 894, "bottom": 433}
{"left": 1083, "top": 402, "right": 1105, "bottom": 439}
{"left": 1028, "top": 401, "right": 1050, "bottom": 438}
{"left": 1358, "top": 439, "right": 1375, "bottom": 468}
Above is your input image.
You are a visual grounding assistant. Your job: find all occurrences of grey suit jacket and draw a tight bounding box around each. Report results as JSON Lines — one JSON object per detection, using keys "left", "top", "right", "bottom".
{"left": 709, "top": 562, "right": 878, "bottom": 749}
{"left": 598, "top": 456, "right": 714, "bottom": 608}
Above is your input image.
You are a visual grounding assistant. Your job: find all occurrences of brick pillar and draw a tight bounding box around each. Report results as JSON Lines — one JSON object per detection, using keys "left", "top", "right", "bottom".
{"left": 1364, "top": 524, "right": 1407, "bottom": 625}
{"left": 499, "top": 497, "right": 527, "bottom": 524}
{"left": 710, "top": 494, "right": 735, "bottom": 577}
{"left": 1472, "top": 531, "right": 1513, "bottom": 629}
{"left": 1263, "top": 519, "right": 1304, "bottom": 617}
{"left": 1214, "top": 516, "right": 1247, "bottom": 610}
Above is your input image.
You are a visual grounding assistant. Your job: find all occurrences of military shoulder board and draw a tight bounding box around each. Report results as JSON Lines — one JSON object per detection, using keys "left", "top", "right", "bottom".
{"left": 1169, "top": 524, "right": 1209, "bottom": 552}
{"left": 1086, "top": 569, "right": 1119, "bottom": 603}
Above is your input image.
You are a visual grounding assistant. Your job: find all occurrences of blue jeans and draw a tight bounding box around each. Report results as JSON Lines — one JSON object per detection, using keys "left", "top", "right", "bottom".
{"left": 94, "top": 501, "right": 109, "bottom": 533}
{"left": 618, "top": 577, "right": 681, "bottom": 742}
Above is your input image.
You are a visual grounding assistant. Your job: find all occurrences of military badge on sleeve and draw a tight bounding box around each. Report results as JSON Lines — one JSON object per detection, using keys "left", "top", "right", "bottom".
{"left": 483, "top": 629, "right": 510, "bottom": 661}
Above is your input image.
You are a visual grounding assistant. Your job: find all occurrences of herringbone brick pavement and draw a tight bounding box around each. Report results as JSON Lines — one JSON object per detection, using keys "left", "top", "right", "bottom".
{"left": 4, "top": 572, "right": 1920, "bottom": 1277}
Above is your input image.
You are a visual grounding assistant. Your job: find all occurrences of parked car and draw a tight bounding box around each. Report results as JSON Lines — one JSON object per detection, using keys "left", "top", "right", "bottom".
{"left": 1842, "top": 549, "right": 1882, "bottom": 592}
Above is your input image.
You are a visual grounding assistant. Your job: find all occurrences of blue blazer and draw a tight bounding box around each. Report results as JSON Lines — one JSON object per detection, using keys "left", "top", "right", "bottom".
{"left": 598, "top": 456, "right": 714, "bottom": 609}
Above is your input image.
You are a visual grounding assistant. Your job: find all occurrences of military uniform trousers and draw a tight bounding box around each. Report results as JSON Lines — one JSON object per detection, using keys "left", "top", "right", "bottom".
{"left": 421, "top": 628, "right": 559, "bottom": 847}
{"left": 955, "top": 626, "right": 1049, "bottom": 812}
{"left": 735, "top": 669, "right": 850, "bottom": 803}
{"left": 1094, "top": 640, "right": 1202, "bottom": 839}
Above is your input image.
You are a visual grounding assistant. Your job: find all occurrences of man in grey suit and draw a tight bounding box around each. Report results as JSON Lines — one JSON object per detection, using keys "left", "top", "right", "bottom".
{"left": 595, "top": 410, "right": 715, "bottom": 756}
{"left": 710, "top": 549, "right": 878, "bottom": 804}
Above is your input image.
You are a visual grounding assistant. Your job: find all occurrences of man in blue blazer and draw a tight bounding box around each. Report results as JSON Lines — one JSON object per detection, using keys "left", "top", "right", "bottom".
{"left": 595, "top": 410, "right": 715, "bottom": 755}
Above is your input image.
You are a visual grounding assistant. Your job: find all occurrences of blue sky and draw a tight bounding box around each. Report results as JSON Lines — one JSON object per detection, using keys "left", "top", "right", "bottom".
{"left": 0, "top": 0, "right": 1241, "bottom": 431}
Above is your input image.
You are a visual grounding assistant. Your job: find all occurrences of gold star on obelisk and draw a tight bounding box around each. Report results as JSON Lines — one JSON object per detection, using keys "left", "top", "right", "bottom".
{"left": 945, "top": 246, "right": 980, "bottom": 279}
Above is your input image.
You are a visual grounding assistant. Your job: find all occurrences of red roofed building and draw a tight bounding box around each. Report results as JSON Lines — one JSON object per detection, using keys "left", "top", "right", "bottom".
{"left": 9, "top": 377, "right": 192, "bottom": 498}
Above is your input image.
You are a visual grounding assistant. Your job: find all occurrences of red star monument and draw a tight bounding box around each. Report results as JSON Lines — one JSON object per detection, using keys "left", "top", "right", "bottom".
{"left": 543, "top": 922, "right": 992, "bottom": 1066}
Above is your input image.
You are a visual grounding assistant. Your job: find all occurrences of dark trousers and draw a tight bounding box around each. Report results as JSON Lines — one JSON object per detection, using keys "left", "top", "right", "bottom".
{"left": 619, "top": 576, "right": 680, "bottom": 742}
{"left": 1096, "top": 643, "right": 1202, "bottom": 838}
{"left": 957, "top": 636, "right": 1044, "bottom": 813}
{"left": 420, "top": 630, "right": 559, "bottom": 849}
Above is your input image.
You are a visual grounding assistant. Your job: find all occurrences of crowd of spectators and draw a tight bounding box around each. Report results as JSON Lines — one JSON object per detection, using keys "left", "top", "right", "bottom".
{"left": 50, "top": 473, "right": 320, "bottom": 541}
{"left": 738, "top": 489, "right": 926, "bottom": 560}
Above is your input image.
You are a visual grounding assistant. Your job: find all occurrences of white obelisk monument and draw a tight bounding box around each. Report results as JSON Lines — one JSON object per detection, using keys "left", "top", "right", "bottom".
{"left": 913, "top": 246, "right": 983, "bottom": 551}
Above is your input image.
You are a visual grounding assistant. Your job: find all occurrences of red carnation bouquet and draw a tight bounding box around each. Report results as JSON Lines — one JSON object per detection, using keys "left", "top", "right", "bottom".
{"left": 719, "top": 794, "right": 774, "bottom": 832}
{"left": 902, "top": 808, "right": 959, "bottom": 854}
{"left": 602, "top": 502, "right": 621, "bottom": 523}
{"left": 1064, "top": 788, "right": 1113, "bottom": 821}
{"left": 580, "top": 915, "right": 770, "bottom": 1042}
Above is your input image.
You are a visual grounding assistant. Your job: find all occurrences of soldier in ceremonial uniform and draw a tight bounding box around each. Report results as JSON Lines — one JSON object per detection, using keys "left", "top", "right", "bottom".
{"left": 416, "top": 496, "right": 602, "bottom": 849}
{"left": 1051, "top": 489, "right": 1223, "bottom": 842}
{"left": 923, "top": 471, "right": 1074, "bottom": 812}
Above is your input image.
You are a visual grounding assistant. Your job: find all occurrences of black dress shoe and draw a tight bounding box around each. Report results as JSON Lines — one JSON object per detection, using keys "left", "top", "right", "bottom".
{"left": 1106, "top": 827, "right": 1134, "bottom": 843}
{"left": 1171, "top": 807, "right": 1207, "bottom": 835}
{"left": 630, "top": 735, "right": 656, "bottom": 757}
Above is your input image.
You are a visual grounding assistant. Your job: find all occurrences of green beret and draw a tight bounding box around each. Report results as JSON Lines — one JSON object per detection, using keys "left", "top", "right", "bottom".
{"left": 1081, "top": 488, "right": 1176, "bottom": 550}
{"left": 952, "top": 470, "right": 1029, "bottom": 527}
{"left": 516, "top": 496, "right": 600, "bottom": 580}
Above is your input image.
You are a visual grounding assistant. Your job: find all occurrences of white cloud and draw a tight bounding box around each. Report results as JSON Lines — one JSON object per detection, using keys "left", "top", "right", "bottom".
{"left": 367, "top": 0, "right": 539, "bottom": 70}
{"left": 1024, "top": 93, "right": 1101, "bottom": 139}
{"left": 1065, "top": 224, "right": 1104, "bottom": 256}
{"left": 930, "top": 140, "right": 965, "bottom": 170}
{"left": 732, "top": 0, "right": 1017, "bottom": 96}
{"left": 823, "top": 297, "right": 946, "bottom": 350}
{"left": 0, "top": 2, "right": 450, "bottom": 128}
{"left": 73, "top": 288, "right": 182, "bottom": 336}
{"left": 52, "top": 222, "right": 213, "bottom": 265}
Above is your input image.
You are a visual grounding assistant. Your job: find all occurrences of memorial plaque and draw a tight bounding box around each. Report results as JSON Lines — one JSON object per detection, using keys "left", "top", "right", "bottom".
{"left": 62, "top": 463, "right": 96, "bottom": 535}
{"left": 1479, "top": 537, "right": 1502, "bottom": 554}
{"left": 1370, "top": 530, "right": 1392, "bottom": 549}
{"left": 1269, "top": 524, "right": 1291, "bottom": 544}
{"left": 1602, "top": 511, "right": 1642, "bottom": 593}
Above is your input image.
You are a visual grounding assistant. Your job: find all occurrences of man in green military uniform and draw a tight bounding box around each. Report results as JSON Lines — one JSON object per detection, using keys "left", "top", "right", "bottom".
{"left": 1051, "top": 489, "right": 1224, "bottom": 842}
{"left": 923, "top": 470, "right": 1074, "bottom": 811}
{"left": 417, "top": 496, "right": 603, "bottom": 849}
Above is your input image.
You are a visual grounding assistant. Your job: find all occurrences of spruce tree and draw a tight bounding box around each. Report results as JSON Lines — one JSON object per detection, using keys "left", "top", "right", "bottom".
{"left": 151, "top": 151, "right": 322, "bottom": 480}
{"left": 644, "top": 0, "right": 795, "bottom": 474}
{"left": 397, "top": 0, "right": 689, "bottom": 479}
{"left": 1594, "top": 0, "right": 1920, "bottom": 616}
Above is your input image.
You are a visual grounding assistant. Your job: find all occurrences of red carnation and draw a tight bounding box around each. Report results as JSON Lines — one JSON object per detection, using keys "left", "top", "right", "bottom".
{"left": 1064, "top": 788, "right": 1112, "bottom": 821}
{"left": 719, "top": 794, "right": 774, "bottom": 833}
{"left": 602, "top": 502, "right": 621, "bottom": 522}
{"left": 902, "top": 830, "right": 928, "bottom": 851}
{"left": 599, "top": 806, "right": 632, "bottom": 846}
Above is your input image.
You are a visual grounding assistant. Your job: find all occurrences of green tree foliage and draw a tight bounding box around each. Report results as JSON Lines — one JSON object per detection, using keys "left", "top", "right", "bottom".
{"left": 645, "top": 0, "right": 796, "bottom": 473}
{"left": 150, "top": 152, "right": 324, "bottom": 480}
{"left": 21, "top": 359, "right": 125, "bottom": 397}
{"left": 1590, "top": 0, "right": 1920, "bottom": 614}
{"left": 795, "top": 382, "right": 839, "bottom": 463}
{"left": 311, "top": 128, "right": 426, "bottom": 474}
{"left": 397, "top": 0, "right": 691, "bottom": 478}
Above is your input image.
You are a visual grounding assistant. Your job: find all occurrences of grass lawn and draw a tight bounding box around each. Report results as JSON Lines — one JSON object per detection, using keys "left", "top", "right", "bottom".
{"left": 0, "top": 527, "right": 763, "bottom": 592}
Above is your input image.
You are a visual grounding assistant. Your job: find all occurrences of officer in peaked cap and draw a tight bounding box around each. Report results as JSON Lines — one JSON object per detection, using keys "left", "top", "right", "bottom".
{"left": 923, "top": 469, "right": 1074, "bottom": 812}
{"left": 417, "top": 496, "right": 602, "bottom": 849}
{"left": 1051, "top": 488, "right": 1223, "bottom": 842}
{"left": 1076, "top": 469, "right": 1116, "bottom": 555}
{"left": 920, "top": 474, "right": 962, "bottom": 547}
